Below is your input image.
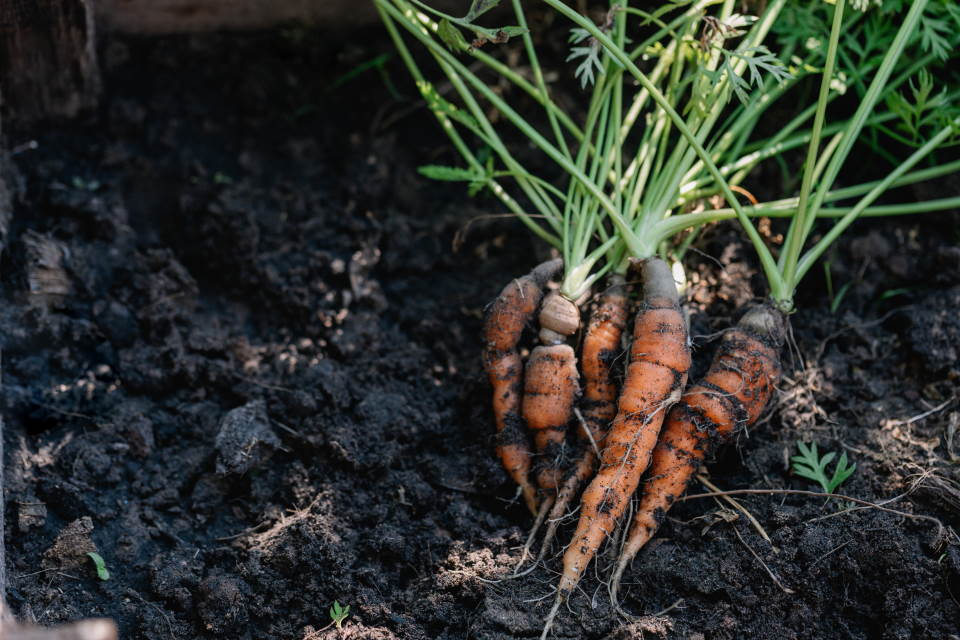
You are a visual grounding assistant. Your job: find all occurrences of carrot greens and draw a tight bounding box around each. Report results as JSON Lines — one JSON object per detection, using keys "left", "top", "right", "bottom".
{"left": 377, "top": 0, "right": 956, "bottom": 307}
{"left": 375, "top": 0, "right": 800, "bottom": 300}
{"left": 737, "top": 0, "right": 960, "bottom": 310}
{"left": 792, "top": 441, "right": 857, "bottom": 495}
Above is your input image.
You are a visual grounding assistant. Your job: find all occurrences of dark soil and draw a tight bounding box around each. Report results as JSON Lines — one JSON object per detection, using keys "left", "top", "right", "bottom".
{"left": 3, "top": 27, "right": 960, "bottom": 640}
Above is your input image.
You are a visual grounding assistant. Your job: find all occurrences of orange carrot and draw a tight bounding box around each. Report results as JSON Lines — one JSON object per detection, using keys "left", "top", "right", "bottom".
{"left": 508, "top": 289, "right": 582, "bottom": 569}
{"left": 482, "top": 258, "right": 562, "bottom": 514}
{"left": 579, "top": 274, "right": 629, "bottom": 444}
{"left": 522, "top": 344, "right": 580, "bottom": 491}
{"left": 541, "top": 258, "right": 690, "bottom": 638}
{"left": 609, "top": 304, "right": 785, "bottom": 605}
{"left": 533, "top": 275, "right": 628, "bottom": 565}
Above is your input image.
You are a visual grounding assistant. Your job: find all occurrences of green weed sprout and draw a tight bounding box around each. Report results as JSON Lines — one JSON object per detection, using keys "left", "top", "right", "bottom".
{"left": 792, "top": 441, "right": 857, "bottom": 494}
{"left": 329, "top": 601, "right": 350, "bottom": 630}
{"left": 86, "top": 552, "right": 110, "bottom": 581}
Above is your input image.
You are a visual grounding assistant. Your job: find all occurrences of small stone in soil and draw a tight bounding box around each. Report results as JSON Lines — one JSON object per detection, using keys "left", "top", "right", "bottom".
{"left": 214, "top": 399, "right": 280, "bottom": 476}
{"left": 18, "top": 501, "right": 48, "bottom": 531}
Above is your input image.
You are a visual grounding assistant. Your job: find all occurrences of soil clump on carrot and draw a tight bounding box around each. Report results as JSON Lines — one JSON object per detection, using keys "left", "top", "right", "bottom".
{"left": 1, "top": 29, "right": 958, "bottom": 640}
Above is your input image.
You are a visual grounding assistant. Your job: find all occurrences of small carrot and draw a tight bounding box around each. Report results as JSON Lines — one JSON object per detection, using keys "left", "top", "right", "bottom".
{"left": 541, "top": 258, "right": 690, "bottom": 638}
{"left": 609, "top": 304, "right": 786, "bottom": 606}
{"left": 483, "top": 258, "right": 563, "bottom": 514}
{"left": 511, "top": 289, "right": 582, "bottom": 569}
{"left": 522, "top": 343, "right": 580, "bottom": 492}
{"left": 579, "top": 274, "right": 629, "bottom": 444}
{"left": 525, "top": 290, "right": 581, "bottom": 494}
{"left": 531, "top": 275, "right": 628, "bottom": 567}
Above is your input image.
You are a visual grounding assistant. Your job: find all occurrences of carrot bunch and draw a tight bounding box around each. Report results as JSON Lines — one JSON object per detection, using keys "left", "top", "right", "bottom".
{"left": 483, "top": 259, "right": 618, "bottom": 519}
{"left": 482, "top": 256, "right": 788, "bottom": 638}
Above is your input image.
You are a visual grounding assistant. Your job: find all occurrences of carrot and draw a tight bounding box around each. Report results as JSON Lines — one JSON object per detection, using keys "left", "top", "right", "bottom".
{"left": 524, "top": 290, "right": 582, "bottom": 494}
{"left": 541, "top": 258, "right": 690, "bottom": 638}
{"left": 505, "top": 289, "right": 583, "bottom": 569}
{"left": 522, "top": 343, "right": 580, "bottom": 491}
{"left": 609, "top": 304, "right": 786, "bottom": 606}
{"left": 579, "top": 274, "right": 629, "bottom": 445}
{"left": 529, "top": 275, "right": 628, "bottom": 568}
{"left": 483, "top": 257, "right": 563, "bottom": 514}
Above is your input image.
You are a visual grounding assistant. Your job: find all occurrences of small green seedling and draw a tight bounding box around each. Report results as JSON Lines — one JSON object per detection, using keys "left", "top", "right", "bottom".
{"left": 329, "top": 601, "right": 350, "bottom": 630}
{"left": 791, "top": 441, "right": 856, "bottom": 494}
{"left": 86, "top": 552, "right": 110, "bottom": 581}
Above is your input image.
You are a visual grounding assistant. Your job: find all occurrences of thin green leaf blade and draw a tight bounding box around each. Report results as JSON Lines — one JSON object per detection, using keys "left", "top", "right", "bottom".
{"left": 418, "top": 165, "right": 485, "bottom": 182}
{"left": 438, "top": 19, "right": 469, "bottom": 52}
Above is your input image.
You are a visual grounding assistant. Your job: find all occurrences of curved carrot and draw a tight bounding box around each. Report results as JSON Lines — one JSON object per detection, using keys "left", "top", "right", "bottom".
{"left": 483, "top": 258, "right": 563, "bottom": 514}
{"left": 579, "top": 274, "right": 629, "bottom": 444}
{"left": 542, "top": 258, "right": 690, "bottom": 638}
{"left": 609, "top": 304, "right": 786, "bottom": 605}
{"left": 522, "top": 344, "right": 580, "bottom": 491}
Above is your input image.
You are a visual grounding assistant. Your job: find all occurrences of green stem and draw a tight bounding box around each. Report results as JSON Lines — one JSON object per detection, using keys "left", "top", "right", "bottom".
{"left": 510, "top": 0, "right": 571, "bottom": 158}
{"left": 377, "top": 1, "right": 561, "bottom": 247}
{"left": 795, "top": 119, "right": 958, "bottom": 284}
{"left": 467, "top": 48, "right": 585, "bottom": 144}
{"left": 386, "top": 0, "right": 566, "bottom": 227}
{"left": 669, "top": 194, "right": 960, "bottom": 229}
{"left": 654, "top": 193, "right": 960, "bottom": 238}
{"left": 778, "top": 0, "right": 845, "bottom": 285}
{"left": 541, "top": 0, "right": 786, "bottom": 281}
{"left": 798, "top": 0, "right": 931, "bottom": 264}
{"left": 381, "top": 0, "right": 643, "bottom": 253}
{"left": 691, "top": 158, "right": 960, "bottom": 216}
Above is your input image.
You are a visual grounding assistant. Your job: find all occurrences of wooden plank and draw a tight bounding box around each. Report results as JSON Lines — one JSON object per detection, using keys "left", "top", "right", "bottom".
{"left": 0, "top": 0, "right": 100, "bottom": 123}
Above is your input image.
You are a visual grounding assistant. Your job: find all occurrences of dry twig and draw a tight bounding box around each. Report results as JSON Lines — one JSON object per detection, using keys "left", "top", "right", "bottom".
{"left": 682, "top": 488, "right": 955, "bottom": 543}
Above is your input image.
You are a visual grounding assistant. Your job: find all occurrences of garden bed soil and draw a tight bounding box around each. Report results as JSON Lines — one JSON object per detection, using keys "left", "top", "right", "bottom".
{"left": 2, "top": 27, "right": 960, "bottom": 640}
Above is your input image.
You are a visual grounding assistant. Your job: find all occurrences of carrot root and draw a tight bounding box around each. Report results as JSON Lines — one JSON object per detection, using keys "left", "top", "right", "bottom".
{"left": 534, "top": 448, "right": 595, "bottom": 566}
{"left": 554, "top": 258, "right": 691, "bottom": 601}
{"left": 610, "top": 303, "right": 786, "bottom": 607}
{"left": 540, "top": 595, "right": 564, "bottom": 640}
{"left": 539, "top": 259, "right": 690, "bottom": 640}
{"left": 523, "top": 344, "right": 580, "bottom": 492}
{"left": 513, "top": 495, "right": 556, "bottom": 575}
{"left": 538, "top": 291, "right": 580, "bottom": 338}
{"left": 483, "top": 258, "right": 563, "bottom": 514}
{"left": 579, "top": 274, "right": 628, "bottom": 443}
{"left": 533, "top": 275, "right": 629, "bottom": 568}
